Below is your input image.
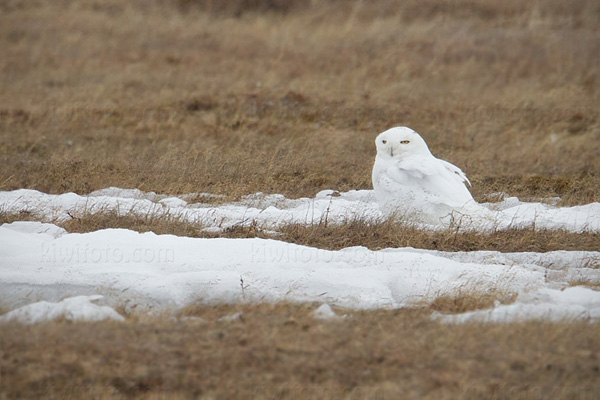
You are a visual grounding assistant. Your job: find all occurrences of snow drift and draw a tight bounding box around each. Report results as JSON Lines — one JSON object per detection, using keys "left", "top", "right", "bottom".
{"left": 0, "top": 187, "right": 599, "bottom": 233}
{"left": 0, "top": 295, "right": 124, "bottom": 324}
{"left": 1, "top": 187, "right": 599, "bottom": 323}
{"left": 1, "top": 220, "right": 599, "bottom": 323}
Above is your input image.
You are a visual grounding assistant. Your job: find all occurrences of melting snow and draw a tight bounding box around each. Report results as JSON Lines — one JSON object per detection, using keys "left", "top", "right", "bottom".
{"left": 313, "top": 304, "right": 344, "bottom": 320}
{"left": 0, "top": 219, "right": 598, "bottom": 323}
{"left": 0, "top": 187, "right": 599, "bottom": 233}
{"left": 0, "top": 295, "right": 124, "bottom": 324}
{"left": 1, "top": 187, "right": 599, "bottom": 323}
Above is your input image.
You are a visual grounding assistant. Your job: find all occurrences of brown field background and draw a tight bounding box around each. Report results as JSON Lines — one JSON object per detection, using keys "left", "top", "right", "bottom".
{"left": 1, "top": 1, "right": 600, "bottom": 399}
{"left": 2, "top": 303, "right": 599, "bottom": 400}
{"left": 1, "top": 0, "right": 599, "bottom": 202}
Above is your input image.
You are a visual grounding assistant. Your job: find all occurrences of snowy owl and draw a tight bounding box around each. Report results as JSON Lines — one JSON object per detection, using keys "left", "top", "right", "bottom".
{"left": 372, "top": 126, "right": 479, "bottom": 225}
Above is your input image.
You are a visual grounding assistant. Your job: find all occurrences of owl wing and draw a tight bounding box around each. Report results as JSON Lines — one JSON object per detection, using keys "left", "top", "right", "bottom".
{"left": 438, "top": 159, "right": 471, "bottom": 186}
{"left": 372, "top": 156, "right": 430, "bottom": 191}
{"left": 383, "top": 155, "right": 474, "bottom": 207}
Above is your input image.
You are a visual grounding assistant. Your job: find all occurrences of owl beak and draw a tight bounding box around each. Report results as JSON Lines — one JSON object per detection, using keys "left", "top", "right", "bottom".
{"left": 389, "top": 148, "right": 394, "bottom": 157}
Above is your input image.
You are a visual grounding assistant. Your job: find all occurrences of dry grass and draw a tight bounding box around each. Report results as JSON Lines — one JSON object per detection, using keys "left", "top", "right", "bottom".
{"left": 1, "top": 303, "right": 600, "bottom": 400}
{"left": 0, "top": 0, "right": 599, "bottom": 202}
{"left": 279, "top": 219, "right": 600, "bottom": 252}
{"left": 569, "top": 279, "right": 600, "bottom": 289}
{"left": 2, "top": 210, "right": 598, "bottom": 252}
{"left": 2, "top": 1, "right": 600, "bottom": 398}
{"left": 59, "top": 210, "right": 203, "bottom": 238}
{"left": 425, "top": 289, "right": 517, "bottom": 314}
{"left": 0, "top": 209, "right": 42, "bottom": 224}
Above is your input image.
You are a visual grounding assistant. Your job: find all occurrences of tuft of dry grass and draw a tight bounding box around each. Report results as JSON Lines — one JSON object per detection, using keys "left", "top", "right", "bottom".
{"left": 569, "top": 279, "right": 600, "bottom": 289}
{"left": 426, "top": 289, "right": 517, "bottom": 314}
{"left": 1, "top": 302, "right": 599, "bottom": 400}
{"left": 0, "top": 209, "right": 42, "bottom": 224}
{"left": 60, "top": 210, "right": 203, "bottom": 237}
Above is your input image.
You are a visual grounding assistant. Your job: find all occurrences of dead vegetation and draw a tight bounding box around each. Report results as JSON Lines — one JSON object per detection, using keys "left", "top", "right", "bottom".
{"left": 2, "top": 210, "right": 599, "bottom": 252}
{"left": 426, "top": 288, "right": 518, "bottom": 314}
{"left": 1, "top": 303, "right": 599, "bottom": 400}
{"left": 2, "top": 1, "right": 600, "bottom": 398}
{"left": 0, "top": 0, "right": 598, "bottom": 202}
{"left": 278, "top": 219, "right": 600, "bottom": 252}
{"left": 59, "top": 210, "right": 202, "bottom": 238}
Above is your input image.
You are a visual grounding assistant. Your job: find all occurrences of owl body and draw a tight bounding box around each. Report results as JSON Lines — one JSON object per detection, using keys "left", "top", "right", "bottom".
{"left": 372, "top": 127, "right": 476, "bottom": 224}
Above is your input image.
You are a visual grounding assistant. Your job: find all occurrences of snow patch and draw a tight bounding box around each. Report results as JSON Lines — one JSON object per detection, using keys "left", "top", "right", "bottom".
{"left": 218, "top": 312, "right": 244, "bottom": 322}
{"left": 0, "top": 295, "right": 124, "bottom": 324}
{"left": 1, "top": 187, "right": 600, "bottom": 323}
{"left": 313, "top": 304, "right": 343, "bottom": 320}
{"left": 2, "top": 187, "right": 599, "bottom": 232}
{"left": 1, "top": 221, "right": 599, "bottom": 322}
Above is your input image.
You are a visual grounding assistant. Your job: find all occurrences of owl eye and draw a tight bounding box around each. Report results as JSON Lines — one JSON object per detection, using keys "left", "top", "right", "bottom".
{"left": 400, "top": 140, "right": 410, "bottom": 144}
{"left": 382, "top": 140, "right": 387, "bottom": 144}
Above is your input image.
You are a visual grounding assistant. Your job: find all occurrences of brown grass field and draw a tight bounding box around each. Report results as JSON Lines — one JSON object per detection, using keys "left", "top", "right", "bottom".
{"left": 1, "top": 303, "right": 599, "bottom": 400}
{"left": 1, "top": 0, "right": 600, "bottom": 399}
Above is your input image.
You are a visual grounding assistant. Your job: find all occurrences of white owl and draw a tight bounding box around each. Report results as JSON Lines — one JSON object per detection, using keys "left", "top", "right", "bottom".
{"left": 372, "top": 126, "right": 480, "bottom": 225}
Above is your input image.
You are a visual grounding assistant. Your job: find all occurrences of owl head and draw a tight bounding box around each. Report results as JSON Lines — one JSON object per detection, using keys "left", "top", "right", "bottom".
{"left": 375, "top": 127, "right": 432, "bottom": 159}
